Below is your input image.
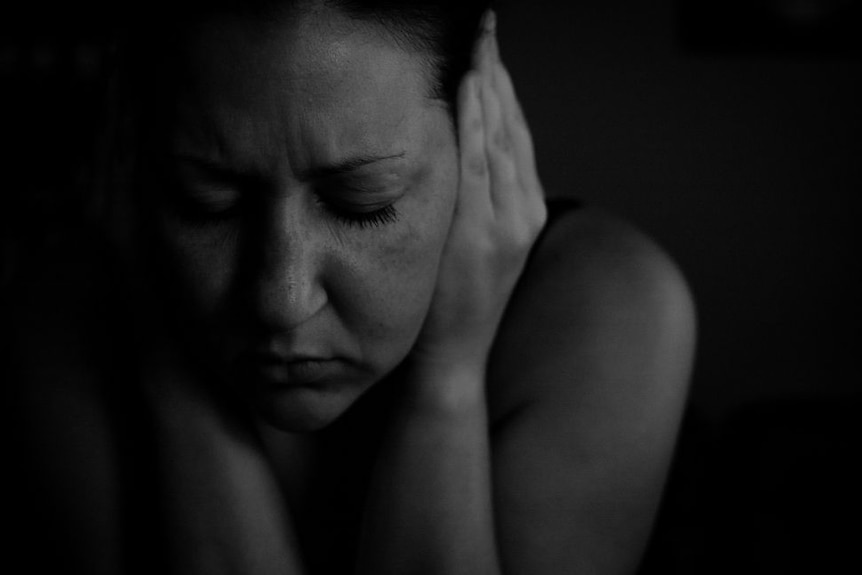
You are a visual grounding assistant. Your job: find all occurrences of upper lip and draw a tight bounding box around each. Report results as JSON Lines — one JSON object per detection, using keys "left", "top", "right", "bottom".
{"left": 269, "top": 350, "right": 325, "bottom": 361}
{"left": 242, "top": 349, "right": 334, "bottom": 366}
{"left": 244, "top": 338, "right": 335, "bottom": 361}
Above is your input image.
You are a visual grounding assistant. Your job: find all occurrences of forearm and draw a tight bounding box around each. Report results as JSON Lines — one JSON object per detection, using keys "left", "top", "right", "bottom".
{"left": 356, "top": 365, "right": 501, "bottom": 575}
{"left": 357, "top": 10, "right": 538, "bottom": 574}
{"left": 146, "top": 366, "right": 305, "bottom": 575}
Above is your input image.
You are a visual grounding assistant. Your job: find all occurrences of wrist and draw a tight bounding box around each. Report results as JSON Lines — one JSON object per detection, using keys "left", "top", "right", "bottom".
{"left": 400, "top": 358, "right": 487, "bottom": 415}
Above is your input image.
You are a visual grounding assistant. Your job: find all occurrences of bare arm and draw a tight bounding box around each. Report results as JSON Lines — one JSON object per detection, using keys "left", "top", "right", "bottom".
{"left": 356, "top": 12, "right": 545, "bottom": 574}
{"left": 357, "top": 209, "right": 695, "bottom": 575}
{"left": 490, "top": 210, "right": 696, "bottom": 574}
{"left": 356, "top": 366, "right": 498, "bottom": 575}
{"left": 143, "top": 348, "right": 307, "bottom": 575}
{"left": 355, "top": 10, "right": 695, "bottom": 575}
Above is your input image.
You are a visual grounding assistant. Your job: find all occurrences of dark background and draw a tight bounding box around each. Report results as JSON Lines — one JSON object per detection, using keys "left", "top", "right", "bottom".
{"left": 498, "top": 2, "right": 861, "bottom": 572}
{"left": 501, "top": 0, "right": 861, "bottom": 423}
{"left": 3, "top": 1, "right": 861, "bottom": 573}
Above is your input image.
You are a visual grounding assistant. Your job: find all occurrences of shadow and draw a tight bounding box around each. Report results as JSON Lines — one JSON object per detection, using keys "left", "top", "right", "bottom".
{"left": 640, "top": 396, "right": 860, "bottom": 574}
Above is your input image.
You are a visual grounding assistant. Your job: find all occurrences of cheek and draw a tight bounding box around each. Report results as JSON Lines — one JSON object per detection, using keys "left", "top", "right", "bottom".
{"left": 336, "top": 164, "right": 458, "bottom": 365}
{"left": 156, "top": 216, "right": 239, "bottom": 324}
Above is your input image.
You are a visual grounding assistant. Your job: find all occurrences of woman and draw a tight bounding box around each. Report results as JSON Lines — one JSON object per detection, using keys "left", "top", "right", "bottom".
{"left": 7, "top": 1, "right": 696, "bottom": 574}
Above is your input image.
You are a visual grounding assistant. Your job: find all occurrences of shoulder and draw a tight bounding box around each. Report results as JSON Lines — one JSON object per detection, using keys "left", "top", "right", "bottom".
{"left": 488, "top": 201, "right": 696, "bottom": 424}
{"left": 486, "top": 203, "right": 696, "bottom": 573}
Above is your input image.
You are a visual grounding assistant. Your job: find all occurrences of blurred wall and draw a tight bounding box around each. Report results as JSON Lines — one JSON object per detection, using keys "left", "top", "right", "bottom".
{"left": 499, "top": 0, "right": 861, "bottom": 422}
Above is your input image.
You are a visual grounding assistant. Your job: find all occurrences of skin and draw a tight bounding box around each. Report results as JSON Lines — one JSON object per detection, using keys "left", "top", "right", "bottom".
{"left": 152, "top": 8, "right": 460, "bottom": 431}
{"left": 7, "top": 6, "right": 697, "bottom": 575}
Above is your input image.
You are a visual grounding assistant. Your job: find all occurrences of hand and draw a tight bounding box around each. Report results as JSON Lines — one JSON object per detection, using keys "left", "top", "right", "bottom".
{"left": 410, "top": 11, "right": 547, "bottom": 382}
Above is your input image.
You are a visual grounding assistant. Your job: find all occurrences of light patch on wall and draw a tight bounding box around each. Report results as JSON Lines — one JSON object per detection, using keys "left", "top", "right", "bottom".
{"left": 677, "top": 0, "right": 862, "bottom": 55}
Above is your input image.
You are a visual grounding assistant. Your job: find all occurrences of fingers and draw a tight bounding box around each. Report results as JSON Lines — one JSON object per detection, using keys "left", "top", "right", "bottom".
{"left": 486, "top": 33, "right": 542, "bottom": 201}
{"left": 480, "top": 63, "right": 520, "bottom": 215}
{"left": 470, "top": 10, "right": 495, "bottom": 72}
{"left": 457, "top": 72, "right": 492, "bottom": 217}
{"left": 472, "top": 11, "right": 544, "bottom": 220}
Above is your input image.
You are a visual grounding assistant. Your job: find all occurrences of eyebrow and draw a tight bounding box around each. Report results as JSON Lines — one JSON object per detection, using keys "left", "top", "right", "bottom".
{"left": 172, "top": 152, "right": 407, "bottom": 181}
{"left": 299, "top": 152, "right": 407, "bottom": 180}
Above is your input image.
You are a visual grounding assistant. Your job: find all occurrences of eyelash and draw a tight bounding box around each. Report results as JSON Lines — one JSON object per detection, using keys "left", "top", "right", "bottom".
{"left": 170, "top": 178, "right": 400, "bottom": 231}
{"left": 323, "top": 201, "right": 399, "bottom": 229}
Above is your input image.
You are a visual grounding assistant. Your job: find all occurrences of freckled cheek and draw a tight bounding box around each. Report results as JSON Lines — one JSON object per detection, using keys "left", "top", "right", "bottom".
{"left": 335, "top": 186, "right": 455, "bottom": 358}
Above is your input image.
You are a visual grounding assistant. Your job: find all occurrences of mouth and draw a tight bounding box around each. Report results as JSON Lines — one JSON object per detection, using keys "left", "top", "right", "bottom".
{"left": 229, "top": 346, "right": 377, "bottom": 431}
{"left": 235, "top": 350, "right": 353, "bottom": 389}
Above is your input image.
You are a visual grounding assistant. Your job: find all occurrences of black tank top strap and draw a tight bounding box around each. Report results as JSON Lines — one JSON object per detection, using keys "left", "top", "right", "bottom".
{"left": 531, "top": 196, "right": 583, "bottom": 251}
{"left": 545, "top": 196, "right": 583, "bottom": 222}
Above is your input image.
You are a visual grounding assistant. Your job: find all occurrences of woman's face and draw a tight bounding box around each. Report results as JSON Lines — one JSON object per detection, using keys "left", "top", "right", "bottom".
{"left": 151, "top": 8, "right": 459, "bottom": 431}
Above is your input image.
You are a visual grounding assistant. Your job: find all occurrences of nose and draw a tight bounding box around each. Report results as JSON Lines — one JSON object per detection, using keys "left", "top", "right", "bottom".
{"left": 244, "top": 200, "right": 327, "bottom": 332}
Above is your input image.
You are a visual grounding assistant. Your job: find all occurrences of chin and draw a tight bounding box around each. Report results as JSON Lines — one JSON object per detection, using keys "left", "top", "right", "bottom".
{"left": 250, "top": 383, "right": 366, "bottom": 432}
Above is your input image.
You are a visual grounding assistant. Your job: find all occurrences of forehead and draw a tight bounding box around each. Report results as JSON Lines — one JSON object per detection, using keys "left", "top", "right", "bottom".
{"left": 172, "top": 7, "right": 443, "bottom": 169}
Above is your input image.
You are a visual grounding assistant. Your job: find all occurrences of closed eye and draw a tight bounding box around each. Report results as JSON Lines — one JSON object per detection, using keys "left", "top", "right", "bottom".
{"left": 322, "top": 200, "right": 400, "bottom": 229}
{"left": 165, "top": 157, "right": 254, "bottom": 221}
{"left": 175, "top": 184, "right": 241, "bottom": 220}
{"left": 314, "top": 179, "right": 404, "bottom": 229}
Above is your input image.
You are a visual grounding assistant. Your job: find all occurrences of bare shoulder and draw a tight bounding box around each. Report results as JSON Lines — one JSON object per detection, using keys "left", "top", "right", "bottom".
{"left": 487, "top": 203, "right": 696, "bottom": 573}
{"left": 489, "top": 203, "right": 696, "bottom": 420}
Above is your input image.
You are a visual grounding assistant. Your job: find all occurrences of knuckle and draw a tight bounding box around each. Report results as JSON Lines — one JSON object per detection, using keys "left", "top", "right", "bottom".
{"left": 534, "top": 201, "right": 548, "bottom": 226}
{"left": 492, "top": 128, "right": 511, "bottom": 152}
{"left": 466, "top": 155, "right": 488, "bottom": 178}
{"left": 469, "top": 115, "right": 483, "bottom": 134}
